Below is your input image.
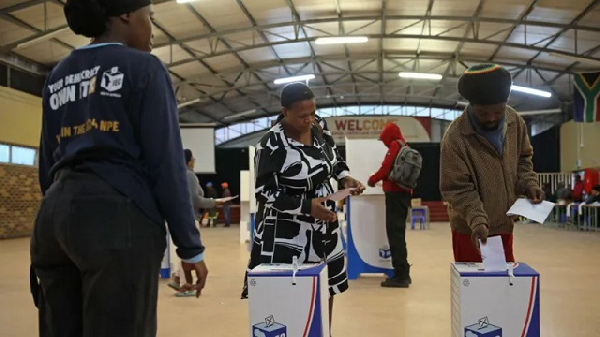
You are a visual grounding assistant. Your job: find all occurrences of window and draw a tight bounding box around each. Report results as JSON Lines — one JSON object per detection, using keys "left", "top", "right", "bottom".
{"left": 0, "top": 143, "right": 38, "bottom": 166}
{"left": 0, "top": 145, "right": 9, "bottom": 163}
{"left": 11, "top": 146, "right": 37, "bottom": 165}
{"left": 214, "top": 104, "right": 462, "bottom": 145}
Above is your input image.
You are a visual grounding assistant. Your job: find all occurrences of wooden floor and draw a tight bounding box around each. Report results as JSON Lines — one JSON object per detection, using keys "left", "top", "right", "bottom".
{"left": 1, "top": 223, "right": 599, "bottom": 336}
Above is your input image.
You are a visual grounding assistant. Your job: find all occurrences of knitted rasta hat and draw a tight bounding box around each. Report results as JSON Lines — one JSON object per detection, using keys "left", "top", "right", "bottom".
{"left": 457, "top": 64, "right": 512, "bottom": 105}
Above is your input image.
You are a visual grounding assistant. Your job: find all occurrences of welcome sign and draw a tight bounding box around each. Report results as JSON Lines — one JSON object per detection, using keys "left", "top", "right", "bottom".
{"left": 323, "top": 116, "right": 431, "bottom": 144}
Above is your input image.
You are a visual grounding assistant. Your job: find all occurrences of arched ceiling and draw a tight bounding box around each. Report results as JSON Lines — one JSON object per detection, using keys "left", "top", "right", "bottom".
{"left": 1, "top": 0, "right": 600, "bottom": 126}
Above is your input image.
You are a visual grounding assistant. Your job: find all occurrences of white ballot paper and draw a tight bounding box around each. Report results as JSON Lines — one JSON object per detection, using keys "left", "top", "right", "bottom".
{"left": 327, "top": 188, "right": 357, "bottom": 202}
{"left": 215, "top": 195, "right": 239, "bottom": 203}
{"left": 506, "top": 198, "right": 555, "bottom": 224}
{"left": 480, "top": 236, "right": 507, "bottom": 272}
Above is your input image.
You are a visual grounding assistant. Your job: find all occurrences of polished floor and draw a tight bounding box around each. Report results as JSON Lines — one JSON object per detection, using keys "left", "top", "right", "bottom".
{"left": 1, "top": 222, "right": 599, "bottom": 336}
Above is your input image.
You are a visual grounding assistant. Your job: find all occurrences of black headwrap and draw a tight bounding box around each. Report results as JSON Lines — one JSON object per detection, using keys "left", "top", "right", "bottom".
{"left": 65, "top": 0, "right": 152, "bottom": 38}
{"left": 102, "top": 0, "right": 152, "bottom": 16}
{"left": 457, "top": 64, "right": 512, "bottom": 105}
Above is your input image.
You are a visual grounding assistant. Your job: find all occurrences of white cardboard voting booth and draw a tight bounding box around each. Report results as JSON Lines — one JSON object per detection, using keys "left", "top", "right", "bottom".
{"left": 240, "top": 146, "right": 257, "bottom": 251}
{"left": 451, "top": 262, "right": 540, "bottom": 337}
{"left": 248, "top": 262, "right": 329, "bottom": 337}
{"left": 344, "top": 138, "right": 394, "bottom": 279}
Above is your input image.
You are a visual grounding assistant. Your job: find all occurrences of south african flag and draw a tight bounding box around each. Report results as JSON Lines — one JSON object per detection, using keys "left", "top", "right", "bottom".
{"left": 573, "top": 72, "right": 600, "bottom": 123}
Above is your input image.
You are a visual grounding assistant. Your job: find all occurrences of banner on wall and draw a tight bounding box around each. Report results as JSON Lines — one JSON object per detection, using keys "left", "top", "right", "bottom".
{"left": 573, "top": 72, "right": 600, "bottom": 123}
{"left": 324, "top": 116, "right": 431, "bottom": 144}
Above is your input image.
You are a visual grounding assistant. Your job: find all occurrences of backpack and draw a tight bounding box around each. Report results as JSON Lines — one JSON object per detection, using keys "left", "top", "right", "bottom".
{"left": 388, "top": 141, "right": 422, "bottom": 189}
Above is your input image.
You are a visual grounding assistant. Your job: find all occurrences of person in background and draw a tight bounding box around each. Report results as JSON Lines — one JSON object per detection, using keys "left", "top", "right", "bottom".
{"left": 584, "top": 185, "right": 600, "bottom": 227}
{"left": 572, "top": 174, "right": 585, "bottom": 203}
{"left": 584, "top": 185, "right": 600, "bottom": 205}
{"left": 555, "top": 182, "right": 571, "bottom": 205}
{"left": 542, "top": 183, "right": 556, "bottom": 203}
{"left": 168, "top": 149, "right": 222, "bottom": 296}
{"left": 241, "top": 83, "right": 365, "bottom": 334}
{"left": 221, "top": 182, "right": 232, "bottom": 227}
{"left": 31, "top": 1, "right": 208, "bottom": 335}
{"left": 440, "top": 64, "right": 544, "bottom": 263}
{"left": 205, "top": 182, "right": 218, "bottom": 227}
{"left": 367, "top": 123, "right": 413, "bottom": 288}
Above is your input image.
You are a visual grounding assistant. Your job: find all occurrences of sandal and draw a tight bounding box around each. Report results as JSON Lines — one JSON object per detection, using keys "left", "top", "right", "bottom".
{"left": 175, "top": 290, "right": 196, "bottom": 297}
{"left": 167, "top": 282, "right": 181, "bottom": 291}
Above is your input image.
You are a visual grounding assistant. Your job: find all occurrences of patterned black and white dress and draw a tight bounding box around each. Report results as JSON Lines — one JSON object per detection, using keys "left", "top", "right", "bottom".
{"left": 244, "top": 116, "right": 350, "bottom": 296}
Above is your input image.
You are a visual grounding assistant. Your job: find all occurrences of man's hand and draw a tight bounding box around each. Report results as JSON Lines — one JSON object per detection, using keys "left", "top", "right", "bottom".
{"left": 343, "top": 176, "right": 366, "bottom": 195}
{"left": 367, "top": 177, "right": 376, "bottom": 188}
{"left": 470, "top": 224, "right": 489, "bottom": 252}
{"left": 214, "top": 199, "right": 225, "bottom": 206}
{"left": 526, "top": 186, "right": 545, "bottom": 204}
{"left": 310, "top": 198, "right": 337, "bottom": 222}
{"left": 180, "top": 260, "right": 208, "bottom": 298}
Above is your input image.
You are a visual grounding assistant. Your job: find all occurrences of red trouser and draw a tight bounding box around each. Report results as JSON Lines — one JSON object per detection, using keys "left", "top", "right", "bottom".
{"left": 451, "top": 230, "right": 515, "bottom": 263}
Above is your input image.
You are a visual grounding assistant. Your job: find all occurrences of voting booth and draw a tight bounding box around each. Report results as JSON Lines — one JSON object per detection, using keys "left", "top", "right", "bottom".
{"left": 344, "top": 138, "right": 394, "bottom": 279}
{"left": 248, "top": 262, "right": 329, "bottom": 337}
{"left": 451, "top": 262, "right": 540, "bottom": 337}
{"left": 240, "top": 146, "right": 257, "bottom": 251}
{"left": 160, "top": 229, "right": 171, "bottom": 279}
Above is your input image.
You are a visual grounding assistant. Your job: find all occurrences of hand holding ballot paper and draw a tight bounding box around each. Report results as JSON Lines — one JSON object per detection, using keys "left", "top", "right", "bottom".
{"left": 480, "top": 236, "right": 507, "bottom": 271}
{"left": 326, "top": 188, "right": 357, "bottom": 202}
{"left": 215, "top": 195, "right": 239, "bottom": 203}
{"left": 507, "top": 198, "right": 555, "bottom": 224}
{"left": 310, "top": 184, "right": 363, "bottom": 222}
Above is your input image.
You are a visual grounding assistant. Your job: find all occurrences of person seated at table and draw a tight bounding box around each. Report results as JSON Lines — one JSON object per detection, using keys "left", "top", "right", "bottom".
{"left": 555, "top": 182, "right": 571, "bottom": 205}
{"left": 584, "top": 185, "right": 600, "bottom": 205}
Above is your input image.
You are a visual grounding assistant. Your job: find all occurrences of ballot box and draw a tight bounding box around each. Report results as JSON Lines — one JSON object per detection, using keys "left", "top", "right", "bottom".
{"left": 451, "top": 262, "right": 540, "bottom": 337}
{"left": 248, "top": 261, "right": 329, "bottom": 337}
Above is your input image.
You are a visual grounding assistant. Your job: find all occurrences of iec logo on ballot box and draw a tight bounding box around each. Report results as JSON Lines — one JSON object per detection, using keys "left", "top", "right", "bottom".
{"left": 248, "top": 262, "right": 329, "bottom": 337}
{"left": 465, "top": 317, "right": 502, "bottom": 337}
{"left": 378, "top": 245, "right": 392, "bottom": 259}
{"left": 451, "top": 262, "right": 540, "bottom": 337}
{"left": 252, "top": 315, "right": 287, "bottom": 337}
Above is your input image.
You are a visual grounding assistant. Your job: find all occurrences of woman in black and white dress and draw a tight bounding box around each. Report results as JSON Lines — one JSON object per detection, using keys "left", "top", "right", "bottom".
{"left": 242, "top": 83, "right": 365, "bottom": 329}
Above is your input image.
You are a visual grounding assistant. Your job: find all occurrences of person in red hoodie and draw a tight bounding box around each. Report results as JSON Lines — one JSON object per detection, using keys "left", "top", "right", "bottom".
{"left": 572, "top": 174, "right": 585, "bottom": 203}
{"left": 368, "top": 122, "right": 412, "bottom": 288}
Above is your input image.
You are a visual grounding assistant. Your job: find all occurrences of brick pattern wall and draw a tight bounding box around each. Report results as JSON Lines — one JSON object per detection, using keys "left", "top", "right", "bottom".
{"left": 0, "top": 164, "right": 41, "bottom": 239}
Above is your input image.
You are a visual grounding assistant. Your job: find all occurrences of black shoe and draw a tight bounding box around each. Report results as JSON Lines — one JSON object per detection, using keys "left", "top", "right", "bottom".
{"left": 384, "top": 275, "right": 412, "bottom": 284}
{"left": 381, "top": 277, "right": 410, "bottom": 288}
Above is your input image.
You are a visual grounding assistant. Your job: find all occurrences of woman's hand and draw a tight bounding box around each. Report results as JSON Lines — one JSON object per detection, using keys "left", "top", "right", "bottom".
{"left": 343, "top": 176, "right": 366, "bottom": 195}
{"left": 310, "top": 197, "right": 337, "bottom": 222}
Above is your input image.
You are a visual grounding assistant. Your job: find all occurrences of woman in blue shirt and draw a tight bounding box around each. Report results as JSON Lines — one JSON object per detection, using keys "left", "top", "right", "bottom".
{"left": 30, "top": 1, "right": 208, "bottom": 336}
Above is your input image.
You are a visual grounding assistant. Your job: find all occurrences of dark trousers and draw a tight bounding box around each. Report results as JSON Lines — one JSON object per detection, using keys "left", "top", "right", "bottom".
{"left": 30, "top": 168, "right": 166, "bottom": 337}
{"left": 223, "top": 205, "right": 231, "bottom": 226}
{"left": 385, "top": 191, "right": 411, "bottom": 277}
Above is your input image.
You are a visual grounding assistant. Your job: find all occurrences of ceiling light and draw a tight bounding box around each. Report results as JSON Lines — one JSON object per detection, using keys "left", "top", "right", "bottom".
{"left": 547, "top": 52, "right": 600, "bottom": 67}
{"left": 176, "top": 0, "right": 198, "bottom": 3}
{"left": 273, "top": 74, "right": 315, "bottom": 85}
{"left": 399, "top": 72, "right": 443, "bottom": 80}
{"left": 16, "top": 27, "right": 70, "bottom": 49}
{"left": 511, "top": 85, "right": 552, "bottom": 98}
{"left": 519, "top": 109, "right": 561, "bottom": 116}
{"left": 177, "top": 98, "right": 201, "bottom": 108}
{"left": 223, "top": 109, "right": 256, "bottom": 121}
{"left": 314, "top": 36, "right": 369, "bottom": 44}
